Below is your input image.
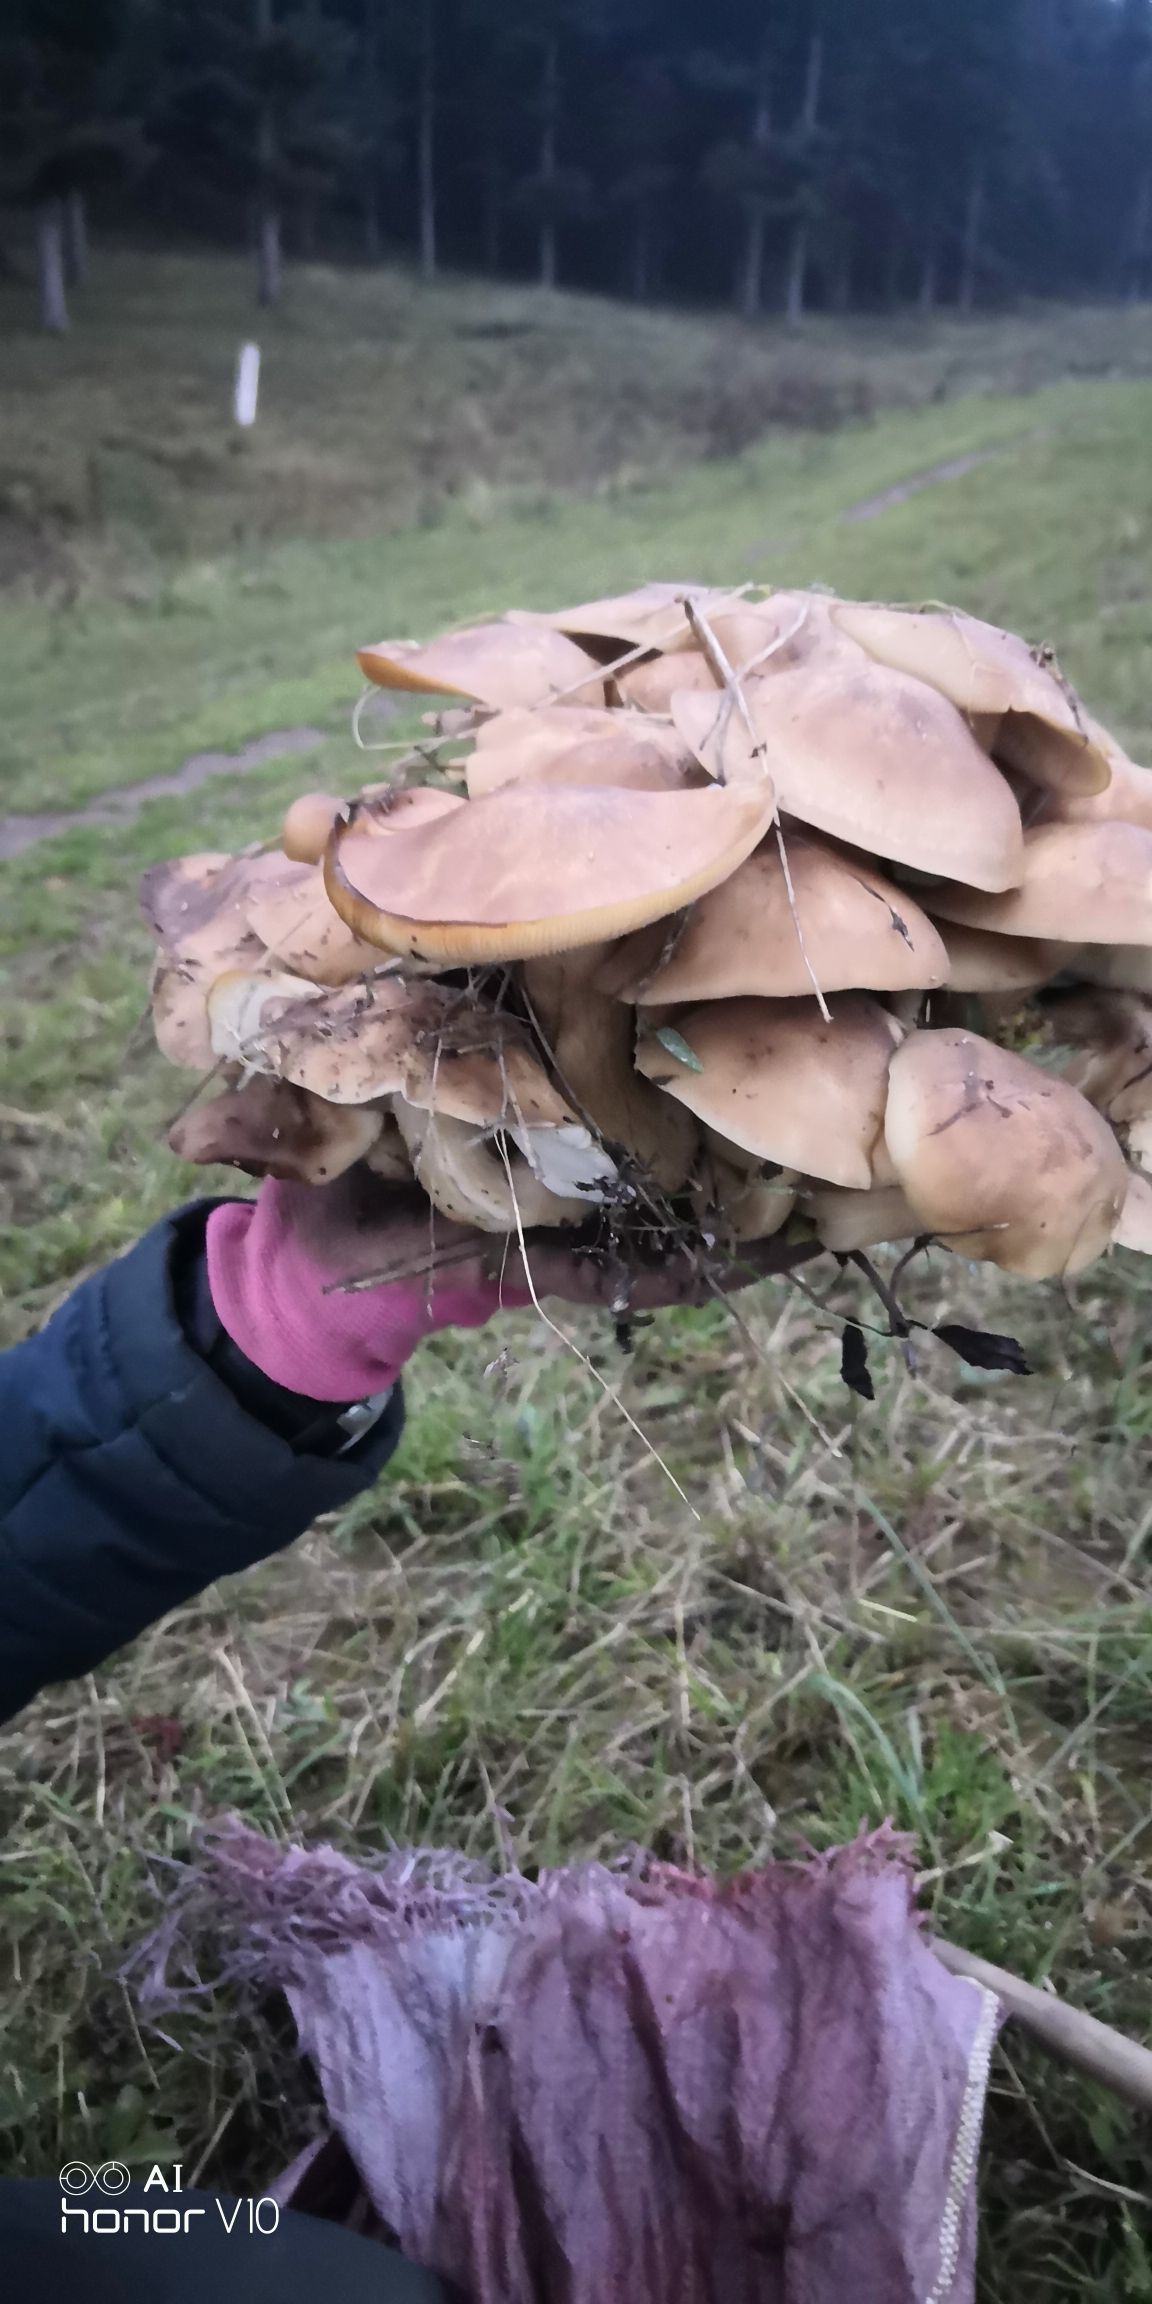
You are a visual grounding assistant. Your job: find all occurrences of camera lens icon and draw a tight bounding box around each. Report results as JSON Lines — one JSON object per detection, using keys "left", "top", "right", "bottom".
{"left": 59, "top": 2162, "right": 95, "bottom": 2195}
{"left": 96, "top": 2162, "right": 131, "bottom": 2196}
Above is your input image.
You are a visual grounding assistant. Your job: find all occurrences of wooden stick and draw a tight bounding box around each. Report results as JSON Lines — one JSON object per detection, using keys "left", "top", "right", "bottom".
{"left": 931, "top": 1936, "right": 1152, "bottom": 2112}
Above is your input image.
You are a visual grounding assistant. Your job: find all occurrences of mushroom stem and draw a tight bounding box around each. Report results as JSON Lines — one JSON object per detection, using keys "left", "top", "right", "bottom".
{"left": 521, "top": 947, "right": 697, "bottom": 1193}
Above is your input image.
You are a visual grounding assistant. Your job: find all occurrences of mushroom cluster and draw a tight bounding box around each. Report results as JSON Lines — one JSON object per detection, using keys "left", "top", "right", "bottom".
{"left": 144, "top": 583, "right": 1152, "bottom": 1285}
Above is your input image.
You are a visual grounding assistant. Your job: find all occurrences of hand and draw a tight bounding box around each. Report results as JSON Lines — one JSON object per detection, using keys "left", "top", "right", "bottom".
{"left": 205, "top": 1168, "right": 818, "bottom": 1404}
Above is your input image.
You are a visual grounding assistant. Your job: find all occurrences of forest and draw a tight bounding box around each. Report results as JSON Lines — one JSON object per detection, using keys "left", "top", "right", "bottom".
{"left": 5, "top": 0, "right": 1152, "bottom": 333}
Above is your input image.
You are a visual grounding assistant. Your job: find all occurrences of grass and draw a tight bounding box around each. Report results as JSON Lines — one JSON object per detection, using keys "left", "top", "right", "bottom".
{"left": 1, "top": 254, "right": 1151, "bottom": 2298}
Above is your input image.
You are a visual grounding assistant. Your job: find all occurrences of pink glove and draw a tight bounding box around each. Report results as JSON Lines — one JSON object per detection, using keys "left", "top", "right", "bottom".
{"left": 206, "top": 1178, "right": 533, "bottom": 1402}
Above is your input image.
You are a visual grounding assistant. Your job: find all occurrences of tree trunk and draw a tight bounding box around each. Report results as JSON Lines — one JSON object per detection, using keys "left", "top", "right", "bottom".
{"left": 37, "top": 202, "right": 69, "bottom": 333}
{"left": 257, "top": 198, "right": 282, "bottom": 306}
{"left": 958, "top": 163, "right": 985, "bottom": 312}
{"left": 917, "top": 244, "right": 937, "bottom": 314}
{"left": 538, "top": 33, "right": 559, "bottom": 290}
{"left": 63, "top": 189, "right": 88, "bottom": 286}
{"left": 417, "top": 0, "right": 436, "bottom": 281}
{"left": 1128, "top": 167, "right": 1152, "bottom": 300}
{"left": 784, "top": 218, "right": 809, "bottom": 324}
{"left": 784, "top": 27, "right": 823, "bottom": 325}
{"left": 254, "top": 0, "right": 282, "bottom": 305}
{"left": 739, "top": 38, "right": 773, "bottom": 319}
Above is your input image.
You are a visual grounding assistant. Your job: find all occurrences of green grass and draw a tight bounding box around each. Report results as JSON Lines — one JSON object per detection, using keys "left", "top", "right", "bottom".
{"left": 1, "top": 259, "right": 1151, "bottom": 2298}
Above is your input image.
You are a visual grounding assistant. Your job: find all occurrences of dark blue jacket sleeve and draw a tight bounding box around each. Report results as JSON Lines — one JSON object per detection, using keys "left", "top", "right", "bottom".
{"left": 0, "top": 1205, "right": 404, "bottom": 1725}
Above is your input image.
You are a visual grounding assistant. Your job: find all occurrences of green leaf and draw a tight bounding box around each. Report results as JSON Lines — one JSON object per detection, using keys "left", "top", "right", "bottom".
{"left": 654, "top": 1026, "right": 703, "bottom": 1073}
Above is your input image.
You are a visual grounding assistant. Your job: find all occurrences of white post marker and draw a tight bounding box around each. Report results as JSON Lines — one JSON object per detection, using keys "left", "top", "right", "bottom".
{"left": 234, "top": 341, "right": 261, "bottom": 428}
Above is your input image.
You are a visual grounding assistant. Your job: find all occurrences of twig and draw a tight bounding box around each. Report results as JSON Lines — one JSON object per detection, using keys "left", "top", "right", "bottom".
{"left": 931, "top": 1936, "right": 1152, "bottom": 2113}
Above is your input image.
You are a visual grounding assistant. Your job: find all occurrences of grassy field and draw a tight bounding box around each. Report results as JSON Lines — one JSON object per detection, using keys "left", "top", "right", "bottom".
{"left": 1, "top": 257, "right": 1151, "bottom": 2298}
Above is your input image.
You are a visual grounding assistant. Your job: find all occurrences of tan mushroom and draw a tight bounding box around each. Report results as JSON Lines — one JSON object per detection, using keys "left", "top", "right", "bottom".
{"left": 169, "top": 1077, "right": 382, "bottom": 1184}
{"left": 1114, "top": 1168, "right": 1152, "bottom": 1252}
{"left": 927, "top": 821, "right": 1152, "bottom": 944}
{"left": 689, "top": 1151, "right": 797, "bottom": 1244}
{"left": 323, "top": 778, "right": 777, "bottom": 965}
{"left": 467, "top": 719, "right": 701, "bottom": 799}
{"left": 142, "top": 851, "right": 292, "bottom": 1072}
{"left": 883, "top": 1027, "right": 1127, "bottom": 1277}
{"left": 800, "top": 1182, "right": 922, "bottom": 1253}
{"left": 521, "top": 946, "right": 697, "bottom": 1192}
{"left": 1041, "top": 989, "right": 1152, "bottom": 1125}
{"left": 635, "top": 995, "right": 902, "bottom": 1189}
{"left": 207, "top": 972, "right": 442, "bottom": 1104}
{"left": 512, "top": 582, "right": 747, "bottom": 655}
{"left": 357, "top": 620, "right": 605, "bottom": 710}
{"left": 614, "top": 651, "right": 720, "bottom": 711}
{"left": 1029, "top": 721, "right": 1152, "bottom": 831}
{"left": 934, "top": 919, "right": 1070, "bottom": 993}
{"left": 598, "top": 831, "right": 948, "bottom": 1004}
{"left": 390, "top": 1098, "right": 590, "bottom": 1232}
{"left": 246, "top": 862, "right": 387, "bottom": 986}
{"left": 1072, "top": 944, "right": 1152, "bottom": 995}
{"left": 282, "top": 792, "right": 347, "bottom": 864}
{"left": 830, "top": 602, "right": 1111, "bottom": 796}
{"left": 671, "top": 655, "right": 1025, "bottom": 892}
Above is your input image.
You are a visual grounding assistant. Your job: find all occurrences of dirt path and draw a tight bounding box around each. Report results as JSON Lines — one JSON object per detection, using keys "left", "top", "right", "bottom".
{"left": 840, "top": 448, "right": 1001, "bottom": 524}
{"left": 0, "top": 726, "right": 328, "bottom": 863}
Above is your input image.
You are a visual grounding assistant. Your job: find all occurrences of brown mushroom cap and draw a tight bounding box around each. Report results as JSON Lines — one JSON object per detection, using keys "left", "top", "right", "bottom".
{"left": 884, "top": 1026, "right": 1127, "bottom": 1277}
{"left": 512, "top": 582, "right": 747, "bottom": 654}
{"left": 357, "top": 620, "right": 605, "bottom": 710}
{"left": 830, "top": 602, "right": 1110, "bottom": 796}
{"left": 1041, "top": 988, "right": 1152, "bottom": 1125}
{"left": 934, "top": 920, "right": 1070, "bottom": 994}
{"left": 246, "top": 862, "right": 386, "bottom": 986}
{"left": 169, "top": 1078, "right": 382, "bottom": 1184}
{"left": 800, "top": 1181, "right": 922, "bottom": 1253}
{"left": 598, "top": 830, "right": 949, "bottom": 1003}
{"left": 1073, "top": 944, "right": 1152, "bottom": 995}
{"left": 671, "top": 655, "right": 1025, "bottom": 892}
{"left": 927, "top": 821, "right": 1152, "bottom": 944}
{"left": 1029, "top": 723, "right": 1152, "bottom": 831}
{"left": 390, "top": 1098, "right": 591, "bottom": 1231}
{"left": 142, "top": 851, "right": 289, "bottom": 1071}
{"left": 282, "top": 792, "right": 347, "bottom": 864}
{"left": 466, "top": 721, "right": 702, "bottom": 800}
{"left": 615, "top": 652, "right": 719, "bottom": 711}
{"left": 635, "top": 994, "right": 902, "bottom": 1188}
{"left": 690, "top": 1152, "right": 797, "bottom": 1243}
{"left": 323, "top": 778, "right": 777, "bottom": 965}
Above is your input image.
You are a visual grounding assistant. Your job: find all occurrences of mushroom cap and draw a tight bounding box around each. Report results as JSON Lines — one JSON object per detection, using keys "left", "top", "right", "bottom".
{"left": 282, "top": 792, "right": 347, "bottom": 864}
{"left": 323, "top": 778, "right": 777, "bottom": 965}
{"left": 1114, "top": 1167, "right": 1152, "bottom": 1253}
{"left": 357, "top": 620, "right": 605, "bottom": 710}
{"left": 927, "top": 821, "right": 1152, "bottom": 944}
{"left": 512, "top": 582, "right": 746, "bottom": 654}
{"left": 466, "top": 719, "right": 702, "bottom": 799}
{"left": 934, "top": 919, "right": 1070, "bottom": 994}
{"left": 1042, "top": 988, "right": 1152, "bottom": 1125}
{"left": 206, "top": 969, "right": 586, "bottom": 1136}
{"left": 800, "top": 1181, "right": 922, "bottom": 1253}
{"left": 884, "top": 1026, "right": 1127, "bottom": 1277}
{"left": 1073, "top": 943, "right": 1152, "bottom": 995}
{"left": 142, "top": 851, "right": 287, "bottom": 1071}
{"left": 635, "top": 994, "right": 902, "bottom": 1189}
{"left": 598, "top": 830, "right": 949, "bottom": 1003}
{"left": 830, "top": 602, "right": 1110, "bottom": 796}
{"left": 169, "top": 1078, "right": 382, "bottom": 1185}
{"left": 690, "top": 1152, "right": 797, "bottom": 1243}
{"left": 676, "top": 590, "right": 850, "bottom": 679}
{"left": 391, "top": 1098, "right": 590, "bottom": 1232}
{"left": 246, "top": 861, "right": 385, "bottom": 986}
{"left": 672, "top": 655, "right": 1025, "bottom": 892}
{"left": 1030, "top": 725, "right": 1152, "bottom": 831}
{"left": 521, "top": 947, "right": 698, "bottom": 1191}
{"left": 615, "top": 651, "right": 718, "bottom": 711}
